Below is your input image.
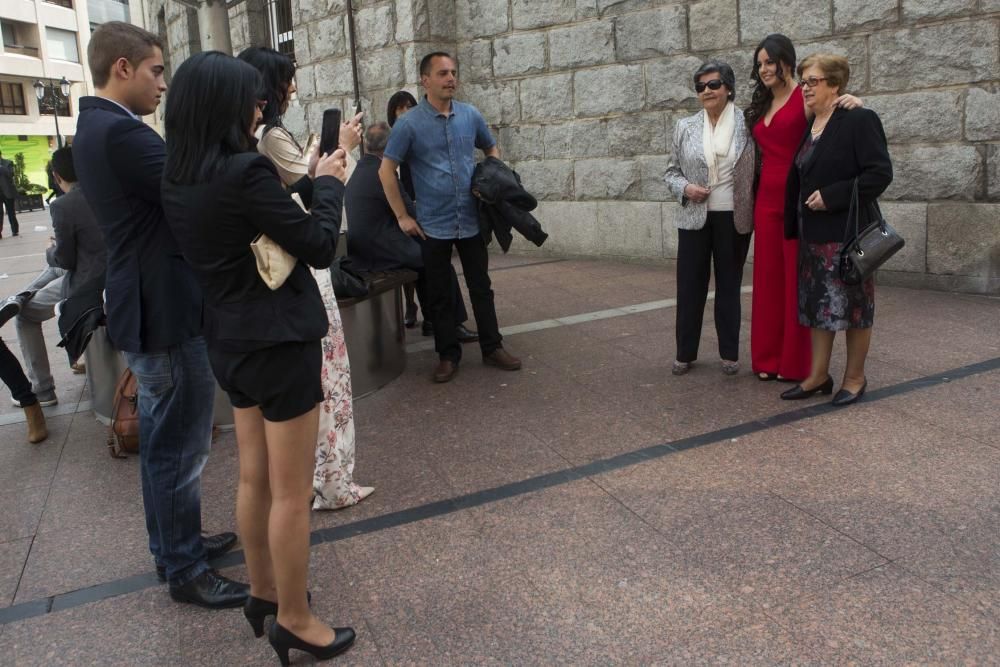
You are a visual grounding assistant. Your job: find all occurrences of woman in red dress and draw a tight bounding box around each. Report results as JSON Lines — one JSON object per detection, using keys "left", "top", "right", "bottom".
{"left": 745, "top": 34, "right": 860, "bottom": 382}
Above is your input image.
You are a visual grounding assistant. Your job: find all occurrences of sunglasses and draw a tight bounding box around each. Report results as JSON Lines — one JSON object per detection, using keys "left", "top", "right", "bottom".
{"left": 695, "top": 79, "right": 725, "bottom": 93}
{"left": 255, "top": 99, "right": 268, "bottom": 112}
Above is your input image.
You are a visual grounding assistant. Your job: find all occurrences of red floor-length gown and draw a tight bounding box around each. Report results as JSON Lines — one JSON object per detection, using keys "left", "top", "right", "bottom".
{"left": 750, "top": 85, "right": 812, "bottom": 380}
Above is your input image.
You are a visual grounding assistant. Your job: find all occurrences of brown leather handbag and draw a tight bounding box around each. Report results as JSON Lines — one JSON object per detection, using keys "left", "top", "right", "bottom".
{"left": 107, "top": 368, "right": 140, "bottom": 458}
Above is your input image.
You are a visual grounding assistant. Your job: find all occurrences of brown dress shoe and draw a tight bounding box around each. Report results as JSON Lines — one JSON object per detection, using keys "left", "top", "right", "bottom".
{"left": 483, "top": 348, "right": 522, "bottom": 371}
{"left": 433, "top": 359, "right": 458, "bottom": 383}
{"left": 24, "top": 402, "right": 48, "bottom": 444}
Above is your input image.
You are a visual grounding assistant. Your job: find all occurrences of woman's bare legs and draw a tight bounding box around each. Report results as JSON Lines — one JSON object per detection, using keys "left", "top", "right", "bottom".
{"left": 234, "top": 406, "right": 276, "bottom": 602}
{"left": 843, "top": 328, "right": 872, "bottom": 393}
{"left": 265, "top": 406, "right": 335, "bottom": 645}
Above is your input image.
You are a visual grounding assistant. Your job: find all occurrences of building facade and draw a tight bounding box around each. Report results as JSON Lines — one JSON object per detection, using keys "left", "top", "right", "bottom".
{"left": 161, "top": 0, "right": 1000, "bottom": 293}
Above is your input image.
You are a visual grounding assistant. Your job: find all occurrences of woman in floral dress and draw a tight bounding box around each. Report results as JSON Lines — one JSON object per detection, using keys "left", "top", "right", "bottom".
{"left": 239, "top": 46, "right": 373, "bottom": 509}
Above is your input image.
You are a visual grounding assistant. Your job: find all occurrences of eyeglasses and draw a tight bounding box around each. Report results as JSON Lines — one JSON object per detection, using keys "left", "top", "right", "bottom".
{"left": 798, "top": 77, "right": 828, "bottom": 88}
{"left": 695, "top": 79, "right": 724, "bottom": 93}
{"left": 255, "top": 99, "right": 268, "bottom": 112}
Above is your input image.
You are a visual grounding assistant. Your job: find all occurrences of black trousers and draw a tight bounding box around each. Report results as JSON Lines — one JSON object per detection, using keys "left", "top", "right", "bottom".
{"left": 421, "top": 234, "right": 501, "bottom": 363}
{"left": 1, "top": 198, "right": 18, "bottom": 236}
{"left": 414, "top": 263, "right": 468, "bottom": 324}
{"left": 676, "top": 211, "right": 751, "bottom": 363}
{"left": 0, "top": 338, "right": 35, "bottom": 406}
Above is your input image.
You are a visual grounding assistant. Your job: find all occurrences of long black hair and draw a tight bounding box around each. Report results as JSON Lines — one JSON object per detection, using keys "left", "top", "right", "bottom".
{"left": 744, "top": 34, "right": 796, "bottom": 130}
{"left": 386, "top": 90, "right": 418, "bottom": 127}
{"left": 237, "top": 46, "right": 296, "bottom": 132}
{"left": 164, "top": 51, "right": 263, "bottom": 185}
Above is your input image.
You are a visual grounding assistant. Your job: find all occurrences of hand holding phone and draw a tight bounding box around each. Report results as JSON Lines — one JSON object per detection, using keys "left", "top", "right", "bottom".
{"left": 316, "top": 148, "right": 348, "bottom": 183}
{"left": 319, "top": 108, "right": 342, "bottom": 156}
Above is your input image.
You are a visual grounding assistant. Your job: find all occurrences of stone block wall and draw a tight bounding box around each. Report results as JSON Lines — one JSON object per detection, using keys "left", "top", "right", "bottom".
{"left": 157, "top": 0, "right": 999, "bottom": 293}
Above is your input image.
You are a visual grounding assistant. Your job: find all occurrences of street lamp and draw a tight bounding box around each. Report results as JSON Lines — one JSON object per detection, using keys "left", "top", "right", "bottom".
{"left": 33, "top": 77, "right": 72, "bottom": 148}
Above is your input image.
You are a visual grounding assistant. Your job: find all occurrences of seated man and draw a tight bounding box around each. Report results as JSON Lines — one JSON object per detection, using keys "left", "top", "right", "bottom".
{"left": 345, "top": 121, "right": 476, "bottom": 342}
{"left": 0, "top": 146, "right": 107, "bottom": 406}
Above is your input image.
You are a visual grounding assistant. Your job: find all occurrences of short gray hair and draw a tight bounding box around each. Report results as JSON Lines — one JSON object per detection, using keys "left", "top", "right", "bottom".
{"left": 693, "top": 60, "right": 736, "bottom": 101}
{"left": 365, "top": 121, "right": 391, "bottom": 154}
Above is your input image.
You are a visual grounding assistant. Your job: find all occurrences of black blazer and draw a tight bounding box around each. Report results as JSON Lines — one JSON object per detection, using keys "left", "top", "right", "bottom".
{"left": 161, "top": 153, "right": 343, "bottom": 350}
{"left": 344, "top": 154, "right": 422, "bottom": 272}
{"left": 784, "top": 107, "right": 893, "bottom": 244}
{"left": 72, "top": 96, "right": 203, "bottom": 353}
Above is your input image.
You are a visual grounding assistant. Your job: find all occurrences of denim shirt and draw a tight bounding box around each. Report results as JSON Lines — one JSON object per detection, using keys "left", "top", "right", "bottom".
{"left": 384, "top": 97, "right": 496, "bottom": 240}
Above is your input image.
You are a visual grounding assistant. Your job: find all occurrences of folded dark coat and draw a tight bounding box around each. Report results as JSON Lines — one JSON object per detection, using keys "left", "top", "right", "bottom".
{"left": 57, "top": 273, "right": 106, "bottom": 362}
{"left": 472, "top": 157, "right": 548, "bottom": 252}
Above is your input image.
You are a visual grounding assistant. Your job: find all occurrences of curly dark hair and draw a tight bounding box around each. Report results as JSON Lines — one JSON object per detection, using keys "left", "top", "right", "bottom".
{"left": 744, "top": 34, "right": 796, "bottom": 131}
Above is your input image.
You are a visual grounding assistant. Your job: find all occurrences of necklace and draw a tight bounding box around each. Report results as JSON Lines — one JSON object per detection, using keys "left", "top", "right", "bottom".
{"left": 811, "top": 110, "right": 834, "bottom": 137}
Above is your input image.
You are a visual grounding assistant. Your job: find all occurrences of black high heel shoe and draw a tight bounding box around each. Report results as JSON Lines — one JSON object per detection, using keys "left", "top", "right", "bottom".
{"left": 780, "top": 376, "right": 834, "bottom": 400}
{"left": 244, "top": 592, "right": 311, "bottom": 638}
{"left": 268, "top": 622, "right": 356, "bottom": 666}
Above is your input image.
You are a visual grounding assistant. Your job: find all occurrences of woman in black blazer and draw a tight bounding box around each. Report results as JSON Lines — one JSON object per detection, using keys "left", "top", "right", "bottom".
{"left": 161, "top": 52, "right": 355, "bottom": 663}
{"left": 781, "top": 54, "right": 892, "bottom": 406}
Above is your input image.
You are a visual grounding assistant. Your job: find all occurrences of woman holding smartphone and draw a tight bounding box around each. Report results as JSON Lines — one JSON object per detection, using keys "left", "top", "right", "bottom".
{"left": 162, "top": 51, "right": 355, "bottom": 663}
{"left": 237, "top": 46, "right": 372, "bottom": 511}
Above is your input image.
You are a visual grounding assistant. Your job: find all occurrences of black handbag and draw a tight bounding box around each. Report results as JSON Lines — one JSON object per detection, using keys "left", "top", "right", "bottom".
{"left": 330, "top": 257, "right": 369, "bottom": 299}
{"left": 838, "top": 180, "right": 904, "bottom": 285}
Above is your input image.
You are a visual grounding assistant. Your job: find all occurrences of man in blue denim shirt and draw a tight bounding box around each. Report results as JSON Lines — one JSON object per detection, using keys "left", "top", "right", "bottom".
{"left": 380, "top": 52, "right": 522, "bottom": 383}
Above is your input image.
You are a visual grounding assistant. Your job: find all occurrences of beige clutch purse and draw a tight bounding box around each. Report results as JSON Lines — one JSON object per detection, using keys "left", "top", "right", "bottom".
{"left": 250, "top": 193, "right": 307, "bottom": 290}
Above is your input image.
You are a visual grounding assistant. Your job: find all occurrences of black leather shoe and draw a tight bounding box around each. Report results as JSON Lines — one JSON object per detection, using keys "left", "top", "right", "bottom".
{"left": 832, "top": 379, "right": 867, "bottom": 406}
{"left": 269, "top": 622, "right": 356, "bottom": 666}
{"left": 157, "top": 532, "right": 239, "bottom": 582}
{"left": 204, "top": 531, "right": 238, "bottom": 559}
{"left": 780, "top": 376, "right": 834, "bottom": 400}
{"left": 421, "top": 320, "right": 434, "bottom": 337}
{"left": 455, "top": 324, "right": 479, "bottom": 343}
{"left": 169, "top": 569, "right": 249, "bottom": 609}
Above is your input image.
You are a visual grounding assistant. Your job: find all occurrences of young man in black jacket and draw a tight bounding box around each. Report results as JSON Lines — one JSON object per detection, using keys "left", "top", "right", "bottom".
{"left": 72, "top": 21, "right": 246, "bottom": 609}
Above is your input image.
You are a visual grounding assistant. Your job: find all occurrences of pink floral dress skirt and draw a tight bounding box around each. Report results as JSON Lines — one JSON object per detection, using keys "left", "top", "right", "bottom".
{"left": 310, "top": 267, "right": 373, "bottom": 509}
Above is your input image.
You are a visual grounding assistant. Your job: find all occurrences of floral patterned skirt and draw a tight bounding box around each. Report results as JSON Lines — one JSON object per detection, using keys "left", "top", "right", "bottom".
{"left": 311, "top": 267, "right": 371, "bottom": 510}
{"left": 798, "top": 242, "right": 874, "bottom": 331}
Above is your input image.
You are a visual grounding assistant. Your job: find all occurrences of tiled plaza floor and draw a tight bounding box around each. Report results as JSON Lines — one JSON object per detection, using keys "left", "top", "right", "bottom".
{"left": 0, "top": 209, "right": 997, "bottom": 665}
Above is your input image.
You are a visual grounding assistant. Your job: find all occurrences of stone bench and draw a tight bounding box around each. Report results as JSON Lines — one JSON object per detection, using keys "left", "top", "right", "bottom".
{"left": 336, "top": 268, "right": 419, "bottom": 399}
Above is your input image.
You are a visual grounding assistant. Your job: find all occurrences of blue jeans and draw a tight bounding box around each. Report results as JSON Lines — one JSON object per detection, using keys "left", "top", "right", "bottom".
{"left": 125, "top": 336, "right": 215, "bottom": 585}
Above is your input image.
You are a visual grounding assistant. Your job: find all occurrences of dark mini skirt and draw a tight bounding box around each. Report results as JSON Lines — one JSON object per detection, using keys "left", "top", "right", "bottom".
{"left": 798, "top": 242, "right": 874, "bottom": 331}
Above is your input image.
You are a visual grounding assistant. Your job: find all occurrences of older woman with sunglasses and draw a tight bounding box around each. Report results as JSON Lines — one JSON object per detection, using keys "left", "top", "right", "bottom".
{"left": 663, "top": 61, "right": 755, "bottom": 376}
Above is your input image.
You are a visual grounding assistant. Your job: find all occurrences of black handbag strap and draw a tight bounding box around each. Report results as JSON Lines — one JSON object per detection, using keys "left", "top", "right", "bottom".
{"left": 842, "top": 178, "right": 885, "bottom": 249}
{"left": 843, "top": 178, "right": 861, "bottom": 247}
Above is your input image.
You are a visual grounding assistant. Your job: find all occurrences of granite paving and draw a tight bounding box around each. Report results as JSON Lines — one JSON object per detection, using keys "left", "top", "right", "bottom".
{"left": 0, "top": 209, "right": 997, "bottom": 664}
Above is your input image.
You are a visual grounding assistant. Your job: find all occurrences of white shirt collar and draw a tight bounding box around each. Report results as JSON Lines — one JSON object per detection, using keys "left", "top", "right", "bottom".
{"left": 97, "top": 96, "right": 141, "bottom": 120}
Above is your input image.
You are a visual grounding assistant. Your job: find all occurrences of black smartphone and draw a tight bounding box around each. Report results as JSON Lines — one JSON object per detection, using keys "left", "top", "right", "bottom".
{"left": 319, "top": 108, "right": 341, "bottom": 156}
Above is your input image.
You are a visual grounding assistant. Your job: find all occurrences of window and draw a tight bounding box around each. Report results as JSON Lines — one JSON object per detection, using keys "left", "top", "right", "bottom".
{"left": 2, "top": 20, "right": 41, "bottom": 57}
{"left": 38, "top": 90, "right": 71, "bottom": 117}
{"left": 266, "top": 0, "right": 294, "bottom": 62}
{"left": 87, "top": 0, "right": 130, "bottom": 26}
{"left": 44, "top": 0, "right": 74, "bottom": 8}
{"left": 46, "top": 28, "right": 80, "bottom": 63}
{"left": 1, "top": 22, "right": 15, "bottom": 47}
{"left": 0, "top": 82, "right": 27, "bottom": 115}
